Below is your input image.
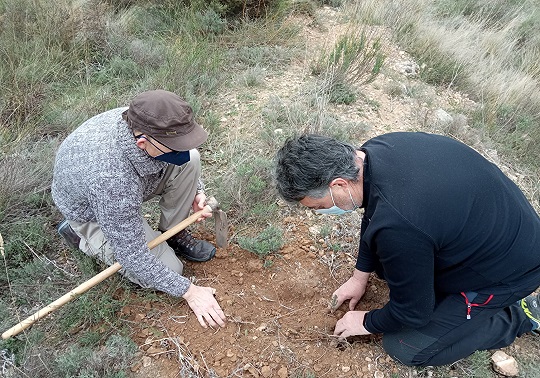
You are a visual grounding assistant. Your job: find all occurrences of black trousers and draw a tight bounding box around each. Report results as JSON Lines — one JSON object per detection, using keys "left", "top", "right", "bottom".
{"left": 382, "top": 284, "right": 538, "bottom": 366}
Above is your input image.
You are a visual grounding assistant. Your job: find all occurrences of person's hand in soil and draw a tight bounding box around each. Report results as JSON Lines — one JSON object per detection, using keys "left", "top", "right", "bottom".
{"left": 182, "top": 283, "right": 226, "bottom": 328}
{"left": 334, "top": 310, "right": 371, "bottom": 338}
{"left": 331, "top": 269, "right": 370, "bottom": 311}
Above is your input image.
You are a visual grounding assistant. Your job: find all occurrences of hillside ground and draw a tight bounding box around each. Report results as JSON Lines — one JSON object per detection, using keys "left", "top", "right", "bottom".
{"left": 123, "top": 6, "right": 540, "bottom": 378}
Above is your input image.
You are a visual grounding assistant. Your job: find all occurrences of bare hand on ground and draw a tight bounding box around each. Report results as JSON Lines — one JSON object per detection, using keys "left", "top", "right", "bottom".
{"left": 334, "top": 310, "right": 371, "bottom": 338}
{"left": 331, "top": 269, "right": 370, "bottom": 311}
{"left": 183, "top": 284, "right": 226, "bottom": 328}
{"left": 193, "top": 193, "right": 212, "bottom": 222}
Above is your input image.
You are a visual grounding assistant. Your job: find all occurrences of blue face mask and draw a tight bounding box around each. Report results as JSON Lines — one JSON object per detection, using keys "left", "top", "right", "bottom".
{"left": 154, "top": 150, "right": 191, "bottom": 166}
{"left": 135, "top": 134, "right": 191, "bottom": 167}
{"left": 315, "top": 186, "right": 358, "bottom": 215}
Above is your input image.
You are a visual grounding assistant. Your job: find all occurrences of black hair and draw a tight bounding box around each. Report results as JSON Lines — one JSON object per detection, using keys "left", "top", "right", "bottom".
{"left": 274, "top": 134, "right": 360, "bottom": 202}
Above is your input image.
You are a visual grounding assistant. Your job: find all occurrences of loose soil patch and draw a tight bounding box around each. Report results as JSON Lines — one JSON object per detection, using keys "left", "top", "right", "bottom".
{"left": 128, "top": 218, "right": 397, "bottom": 378}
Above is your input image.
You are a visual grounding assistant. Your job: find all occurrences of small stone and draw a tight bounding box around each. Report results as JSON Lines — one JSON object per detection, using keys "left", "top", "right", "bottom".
{"left": 130, "top": 361, "right": 142, "bottom": 372}
{"left": 142, "top": 356, "right": 152, "bottom": 367}
{"left": 247, "top": 260, "right": 262, "bottom": 272}
{"left": 309, "top": 225, "right": 320, "bottom": 235}
{"left": 435, "top": 108, "right": 453, "bottom": 124}
{"left": 491, "top": 351, "right": 519, "bottom": 377}
{"left": 261, "top": 366, "right": 272, "bottom": 377}
{"left": 277, "top": 367, "right": 288, "bottom": 378}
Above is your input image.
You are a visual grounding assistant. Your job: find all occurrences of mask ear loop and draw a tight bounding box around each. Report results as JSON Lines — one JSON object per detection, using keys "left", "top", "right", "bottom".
{"left": 329, "top": 186, "right": 337, "bottom": 207}
{"left": 347, "top": 187, "right": 359, "bottom": 209}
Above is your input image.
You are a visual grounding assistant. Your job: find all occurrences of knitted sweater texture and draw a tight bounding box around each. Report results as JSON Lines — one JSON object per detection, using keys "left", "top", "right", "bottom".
{"left": 52, "top": 107, "right": 191, "bottom": 297}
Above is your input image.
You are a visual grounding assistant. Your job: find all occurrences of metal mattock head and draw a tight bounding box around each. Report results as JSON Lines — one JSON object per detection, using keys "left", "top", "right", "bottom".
{"left": 206, "top": 197, "right": 220, "bottom": 212}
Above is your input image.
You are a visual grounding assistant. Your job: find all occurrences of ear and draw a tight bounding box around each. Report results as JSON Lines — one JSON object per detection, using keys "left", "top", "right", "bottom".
{"left": 135, "top": 135, "right": 147, "bottom": 150}
{"left": 329, "top": 178, "right": 349, "bottom": 188}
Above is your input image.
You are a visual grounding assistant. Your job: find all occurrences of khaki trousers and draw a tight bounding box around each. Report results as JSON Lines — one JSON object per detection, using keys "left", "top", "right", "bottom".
{"left": 69, "top": 150, "right": 201, "bottom": 287}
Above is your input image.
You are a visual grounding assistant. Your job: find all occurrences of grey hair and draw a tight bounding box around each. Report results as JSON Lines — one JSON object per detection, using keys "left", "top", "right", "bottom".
{"left": 274, "top": 134, "right": 361, "bottom": 202}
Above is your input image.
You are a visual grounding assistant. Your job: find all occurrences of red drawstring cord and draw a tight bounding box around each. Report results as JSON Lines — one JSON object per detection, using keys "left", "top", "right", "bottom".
{"left": 460, "top": 292, "right": 494, "bottom": 319}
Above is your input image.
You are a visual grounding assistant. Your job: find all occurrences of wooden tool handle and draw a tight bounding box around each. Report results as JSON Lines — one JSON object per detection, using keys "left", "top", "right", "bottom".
{"left": 1, "top": 204, "right": 213, "bottom": 340}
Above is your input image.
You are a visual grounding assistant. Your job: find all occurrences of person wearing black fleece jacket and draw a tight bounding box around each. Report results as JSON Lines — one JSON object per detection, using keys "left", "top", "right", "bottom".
{"left": 274, "top": 132, "right": 540, "bottom": 366}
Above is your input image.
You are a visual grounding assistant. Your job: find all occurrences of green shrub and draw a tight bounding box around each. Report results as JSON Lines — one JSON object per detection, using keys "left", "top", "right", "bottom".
{"left": 219, "top": 0, "right": 284, "bottom": 18}
{"left": 238, "top": 65, "right": 267, "bottom": 87}
{"left": 57, "top": 278, "right": 129, "bottom": 333}
{"left": 328, "top": 82, "right": 357, "bottom": 104}
{"left": 229, "top": 45, "right": 295, "bottom": 69}
{"left": 149, "top": 38, "right": 224, "bottom": 113}
{"left": 312, "top": 29, "right": 384, "bottom": 105}
{"left": 1, "top": 217, "right": 54, "bottom": 267}
{"left": 54, "top": 334, "right": 137, "bottom": 378}
{"left": 313, "top": 30, "right": 385, "bottom": 85}
{"left": 238, "top": 225, "right": 284, "bottom": 257}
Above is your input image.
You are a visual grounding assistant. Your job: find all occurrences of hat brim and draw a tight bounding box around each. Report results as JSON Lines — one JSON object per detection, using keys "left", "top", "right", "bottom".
{"left": 152, "top": 121, "right": 208, "bottom": 151}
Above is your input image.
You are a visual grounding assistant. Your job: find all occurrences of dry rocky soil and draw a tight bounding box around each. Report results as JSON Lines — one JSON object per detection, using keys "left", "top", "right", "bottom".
{"left": 126, "top": 6, "right": 538, "bottom": 378}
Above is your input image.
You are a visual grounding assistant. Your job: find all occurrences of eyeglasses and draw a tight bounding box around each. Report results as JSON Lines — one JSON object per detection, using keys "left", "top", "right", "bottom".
{"left": 134, "top": 134, "right": 175, "bottom": 154}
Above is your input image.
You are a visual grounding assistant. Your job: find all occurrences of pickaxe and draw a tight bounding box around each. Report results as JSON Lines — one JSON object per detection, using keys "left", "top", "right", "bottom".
{"left": 1, "top": 197, "right": 227, "bottom": 340}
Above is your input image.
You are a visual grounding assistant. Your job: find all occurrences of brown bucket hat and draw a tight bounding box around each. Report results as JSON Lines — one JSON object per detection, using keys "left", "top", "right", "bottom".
{"left": 124, "top": 90, "right": 208, "bottom": 151}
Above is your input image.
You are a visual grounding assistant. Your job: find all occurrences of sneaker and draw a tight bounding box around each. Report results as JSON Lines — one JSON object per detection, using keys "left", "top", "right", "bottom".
{"left": 520, "top": 294, "right": 540, "bottom": 334}
{"left": 166, "top": 229, "right": 216, "bottom": 262}
{"left": 57, "top": 219, "right": 81, "bottom": 250}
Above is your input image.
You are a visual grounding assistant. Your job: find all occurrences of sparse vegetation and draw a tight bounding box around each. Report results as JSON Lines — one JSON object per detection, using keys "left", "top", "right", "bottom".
{"left": 237, "top": 225, "right": 284, "bottom": 258}
{"left": 312, "top": 28, "right": 385, "bottom": 104}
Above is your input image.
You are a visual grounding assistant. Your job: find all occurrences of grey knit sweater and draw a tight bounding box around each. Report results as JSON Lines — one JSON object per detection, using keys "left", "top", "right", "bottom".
{"left": 52, "top": 107, "right": 191, "bottom": 297}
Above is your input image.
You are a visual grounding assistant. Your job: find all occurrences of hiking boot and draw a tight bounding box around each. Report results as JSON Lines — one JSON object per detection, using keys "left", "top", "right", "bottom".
{"left": 57, "top": 219, "right": 81, "bottom": 250}
{"left": 520, "top": 293, "right": 540, "bottom": 334}
{"left": 166, "top": 229, "right": 215, "bottom": 262}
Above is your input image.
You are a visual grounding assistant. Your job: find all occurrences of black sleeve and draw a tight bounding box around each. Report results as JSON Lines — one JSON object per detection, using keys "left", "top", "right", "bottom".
{"left": 356, "top": 215, "right": 377, "bottom": 272}
{"left": 363, "top": 220, "right": 436, "bottom": 333}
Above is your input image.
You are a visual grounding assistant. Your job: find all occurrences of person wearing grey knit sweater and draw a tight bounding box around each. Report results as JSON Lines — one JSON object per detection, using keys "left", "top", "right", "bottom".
{"left": 52, "top": 90, "right": 226, "bottom": 329}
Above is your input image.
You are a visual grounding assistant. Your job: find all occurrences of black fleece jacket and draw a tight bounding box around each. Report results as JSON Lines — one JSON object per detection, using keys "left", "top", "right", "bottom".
{"left": 356, "top": 132, "right": 540, "bottom": 334}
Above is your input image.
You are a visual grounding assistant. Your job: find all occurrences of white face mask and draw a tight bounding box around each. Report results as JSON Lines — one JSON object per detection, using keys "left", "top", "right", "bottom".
{"left": 315, "top": 186, "right": 358, "bottom": 215}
